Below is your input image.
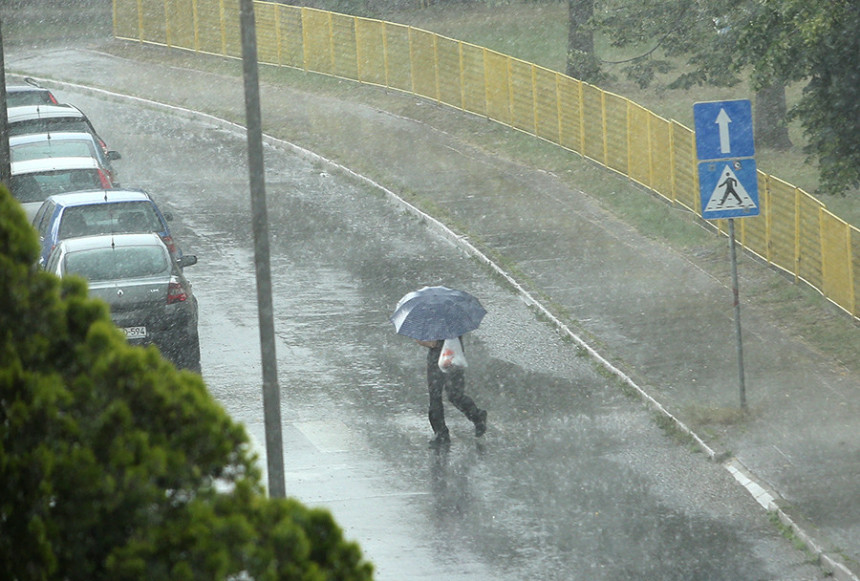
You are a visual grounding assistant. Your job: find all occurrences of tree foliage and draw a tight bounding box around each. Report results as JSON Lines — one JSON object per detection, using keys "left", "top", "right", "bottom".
{"left": 0, "top": 185, "right": 374, "bottom": 580}
{"left": 566, "top": 0, "right": 602, "bottom": 83}
{"left": 591, "top": 0, "right": 738, "bottom": 89}
{"left": 590, "top": 0, "right": 860, "bottom": 195}
{"left": 735, "top": 0, "right": 860, "bottom": 195}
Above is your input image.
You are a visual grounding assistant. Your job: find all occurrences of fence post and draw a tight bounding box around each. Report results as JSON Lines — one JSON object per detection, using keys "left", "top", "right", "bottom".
{"left": 433, "top": 34, "right": 440, "bottom": 102}
{"left": 219, "top": 0, "right": 226, "bottom": 55}
{"left": 763, "top": 173, "right": 772, "bottom": 264}
{"left": 794, "top": 188, "right": 801, "bottom": 283}
{"left": 137, "top": 0, "right": 144, "bottom": 40}
{"left": 274, "top": 4, "right": 282, "bottom": 66}
{"left": 327, "top": 12, "right": 334, "bottom": 74}
{"left": 458, "top": 41, "right": 465, "bottom": 110}
{"left": 192, "top": 0, "right": 199, "bottom": 51}
{"left": 848, "top": 227, "right": 856, "bottom": 317}
{"left": 600, "top": 90, "right": 607, "bottom": 165}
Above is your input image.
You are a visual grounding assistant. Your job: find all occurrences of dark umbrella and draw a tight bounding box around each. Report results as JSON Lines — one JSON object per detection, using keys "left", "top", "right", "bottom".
{"left": 390, "top": 286, "right": 487, "bottom": 341}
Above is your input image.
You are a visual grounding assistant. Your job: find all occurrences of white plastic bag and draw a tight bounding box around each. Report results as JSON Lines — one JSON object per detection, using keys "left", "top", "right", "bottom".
{"left": 438, "top": 337, "right": 468, "bottom": 372}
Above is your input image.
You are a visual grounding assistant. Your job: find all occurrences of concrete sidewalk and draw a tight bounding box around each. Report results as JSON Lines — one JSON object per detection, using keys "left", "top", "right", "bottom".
{"left": 8, "top": 43, "right": 859, "bottom": 579}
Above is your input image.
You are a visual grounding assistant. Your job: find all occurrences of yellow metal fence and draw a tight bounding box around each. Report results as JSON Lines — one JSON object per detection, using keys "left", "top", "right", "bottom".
{"left": 114, "top": 0, "right": 859, "bottom": 320}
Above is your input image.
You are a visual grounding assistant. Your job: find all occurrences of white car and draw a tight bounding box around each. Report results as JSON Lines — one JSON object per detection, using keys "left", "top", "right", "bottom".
{"left": 10, "top": 157, "right": 114, "bottom": 221}
{"left": 7, "top": 104, "right": 110, "bottom": 154}
{"left": 6, "top": 79, "right": 58, "bottom": 107}
{"left": 10, "top": 131, "right": 122, "bottom": 185}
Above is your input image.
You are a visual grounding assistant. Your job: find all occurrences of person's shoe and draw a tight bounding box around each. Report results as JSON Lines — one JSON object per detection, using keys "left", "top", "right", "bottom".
{"left": 429, "top": 428, "right": 450, "bottom": 448}
{"left": 474, "top": 410, "right": 488, "bottom": 437}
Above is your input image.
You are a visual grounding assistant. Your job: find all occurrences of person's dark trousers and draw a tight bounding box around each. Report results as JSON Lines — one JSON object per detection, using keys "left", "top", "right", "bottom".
{"left": 427, "top": 345, "right": 482, "bottom": 435}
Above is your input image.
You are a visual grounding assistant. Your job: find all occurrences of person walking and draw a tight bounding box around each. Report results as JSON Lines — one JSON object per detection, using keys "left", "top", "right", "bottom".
{"left": 417, "top": 337, "right": 487, "bottom": 448}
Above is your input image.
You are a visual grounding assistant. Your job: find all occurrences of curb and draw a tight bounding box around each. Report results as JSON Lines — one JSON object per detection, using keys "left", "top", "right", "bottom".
{"left": 725, "top": 460, "right": 857, "bottom": 581}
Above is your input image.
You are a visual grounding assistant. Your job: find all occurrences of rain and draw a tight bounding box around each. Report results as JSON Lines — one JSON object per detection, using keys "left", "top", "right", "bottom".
{"left": 2, "top": 0, "right": 857, "bottom": 579}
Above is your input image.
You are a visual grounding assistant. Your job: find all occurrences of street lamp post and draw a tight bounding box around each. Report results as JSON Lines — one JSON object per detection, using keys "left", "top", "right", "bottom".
{"left": 238, "top": 0, "right": 286, "bottom": 498}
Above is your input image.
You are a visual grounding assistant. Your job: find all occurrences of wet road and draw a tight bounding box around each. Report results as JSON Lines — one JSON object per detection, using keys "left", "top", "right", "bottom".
{"left": 33, "top": 84, "right": 826, "bottom": 580}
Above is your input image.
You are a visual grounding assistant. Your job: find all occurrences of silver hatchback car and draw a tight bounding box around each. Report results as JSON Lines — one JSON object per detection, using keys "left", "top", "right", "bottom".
{"left": 45, "top": 233, "right": 201, "bottom": 371}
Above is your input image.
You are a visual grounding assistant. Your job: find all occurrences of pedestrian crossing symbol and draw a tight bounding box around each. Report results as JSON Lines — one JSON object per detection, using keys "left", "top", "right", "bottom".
{"left": 698, "top": 159, "right": 760, "bottom": 220}
{"left": 705, "top": 165, "right": 756, "bottom": 211}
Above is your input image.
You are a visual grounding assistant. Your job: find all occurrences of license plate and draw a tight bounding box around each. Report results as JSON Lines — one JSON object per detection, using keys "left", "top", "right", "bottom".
{"left": 123, "top": 326, "right": 147, "bottom": 339}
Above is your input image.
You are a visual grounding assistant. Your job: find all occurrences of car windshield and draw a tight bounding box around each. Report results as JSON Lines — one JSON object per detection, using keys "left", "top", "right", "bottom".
{"left": 64, "top": 245, "right": 170, "bottom": 281}
{"left": 11, "top": 140, "right": 99, "bottom": 162}
{"left": 11, "top": 169, "right": 103, "bottom": 203}
{"left": 9, "top": 118, "right": 90, "bottom": 136}
{"left": 59, "top": 202, "right": 164, "bottom": 240}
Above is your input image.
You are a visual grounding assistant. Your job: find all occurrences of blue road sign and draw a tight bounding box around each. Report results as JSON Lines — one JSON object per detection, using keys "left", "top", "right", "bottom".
{"left": 694, "top": 100, "right": 755, "bottom": 161}
{"left": 698, "top": 159, "right": 760, "bottom": 219}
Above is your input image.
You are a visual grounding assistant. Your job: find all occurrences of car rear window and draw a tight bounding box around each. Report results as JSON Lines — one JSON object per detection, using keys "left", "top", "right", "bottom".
{"left": 14, "top": 169, "right": 103, "bottom": 202}
{"left": 7, "top": 90, "right": 55, "bottom": 108}
{"left": 59, "top": 202, "right": 163, "bottom": 240}
{"left": 11, "top": 141, "right": 97, "bottom": 162}
{"left": 9, "top": 118, "right": 90, "bottom": 136}
{"left": 64, "top": 246, "right": 170, "bottom": 281}
{"left": 10, "top": 174, "right": 47, "bottom": 203}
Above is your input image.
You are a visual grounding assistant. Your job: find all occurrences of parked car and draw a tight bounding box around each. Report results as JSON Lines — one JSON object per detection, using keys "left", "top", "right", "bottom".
{"left": 10, "top": 157, "right": 114, "bottom": 221}
{"left": 10, "top": 131, "right": 122, "bottom": 185}
{"left": 6, "top": 78, "right": 58, "bottom": 107}
{"left": 44, "top": 232, "right": 200, "bottom": 371}
{"left": 31, "top": 188, "right": 179, "bottom": 267}
{"left": 7, "top": 104, "right": 110, "bottom": 154}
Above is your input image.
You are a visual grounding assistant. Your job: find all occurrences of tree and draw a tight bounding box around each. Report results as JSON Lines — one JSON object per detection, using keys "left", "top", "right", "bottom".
{"left": 591, "top": 0, "right": 860, "bottom": 195}
{"left": 754, "top": 82, "right": 793, "bottom": 151}
{"left": 0, "top": 185, "right": 374, "bottom": 580}
{"left": 589, "top": 0, "right": 790, "bottom": 150}
{"left": 566, "top": 0, "right": 601, "bottom": 82}
{"left": 734, "top": 0, "right": 860, "bottom": 195}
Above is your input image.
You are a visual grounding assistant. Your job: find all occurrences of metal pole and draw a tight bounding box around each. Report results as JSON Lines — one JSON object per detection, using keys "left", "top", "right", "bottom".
{"left": 0, "top": 18, "right": 12, "bottom": 186}
{"left": 728, "top": 219, "right": 747, "bottom": 409}
{"left": 238, "top": 0, "right": 286, "bottom": 498}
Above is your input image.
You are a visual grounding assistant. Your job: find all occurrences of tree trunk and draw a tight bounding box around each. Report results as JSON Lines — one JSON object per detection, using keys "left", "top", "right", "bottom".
{"left": 566, "top": 0, "right": 600, "bottom": 82}
{"left": 755, "top": 82, "right": 793, "bottom": 151}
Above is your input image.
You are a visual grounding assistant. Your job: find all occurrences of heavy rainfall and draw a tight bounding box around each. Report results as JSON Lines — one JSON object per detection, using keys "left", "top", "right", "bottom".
{"left": 2, "top": 0, "right": 858, "bottom": 579}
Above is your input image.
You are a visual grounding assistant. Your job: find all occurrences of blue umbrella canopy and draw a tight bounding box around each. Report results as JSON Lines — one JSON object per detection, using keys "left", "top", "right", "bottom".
{"left": 390, "top": 286, "right": 486, "bottom": 341}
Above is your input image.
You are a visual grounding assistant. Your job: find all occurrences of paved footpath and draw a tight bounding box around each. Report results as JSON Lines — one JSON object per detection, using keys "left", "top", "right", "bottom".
{"left": 7, "top": 42, "right": 859, "bottom": 579}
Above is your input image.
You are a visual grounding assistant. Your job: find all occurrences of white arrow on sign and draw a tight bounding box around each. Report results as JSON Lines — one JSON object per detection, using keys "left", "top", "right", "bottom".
{"left": 716, "top": 108, "right": 732, "bottom": 154}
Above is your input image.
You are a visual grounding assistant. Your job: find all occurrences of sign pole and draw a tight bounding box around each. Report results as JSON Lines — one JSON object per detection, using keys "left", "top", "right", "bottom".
{"left": 728, "top": 219, "right": 747, "bottom": 409}
{"left": 0, "top": 18, "right": 11, "bottom": 186}
{"left": 694, "top": 99, "right": 757, "bottom": 409}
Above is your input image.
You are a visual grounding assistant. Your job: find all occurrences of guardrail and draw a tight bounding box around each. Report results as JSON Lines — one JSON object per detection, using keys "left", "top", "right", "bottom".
{"left": 113, "top": 0, "right": 858, "bottom": 319}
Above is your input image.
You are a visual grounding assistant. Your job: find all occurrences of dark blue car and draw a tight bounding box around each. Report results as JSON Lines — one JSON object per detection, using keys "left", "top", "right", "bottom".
{"left": 31, "top": 188, "right": 180, "bottom": 267}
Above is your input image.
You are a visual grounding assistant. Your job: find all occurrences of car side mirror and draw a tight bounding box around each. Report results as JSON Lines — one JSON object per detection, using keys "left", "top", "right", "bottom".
{"left": 107, "top": 150, "right": 122, "bottom": 161}
{"left": 177, "top": 255, "right": 197, "bottom": 268}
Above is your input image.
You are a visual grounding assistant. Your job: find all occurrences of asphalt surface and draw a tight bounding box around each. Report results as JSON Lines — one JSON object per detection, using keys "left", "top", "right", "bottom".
{"left": 6, "top": 42, "right": 859, "bottom": 580}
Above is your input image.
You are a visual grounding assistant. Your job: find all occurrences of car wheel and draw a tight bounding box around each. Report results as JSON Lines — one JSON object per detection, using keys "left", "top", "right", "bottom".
{"left": 177, "top": 331, "right": 201, "bottom": 373}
